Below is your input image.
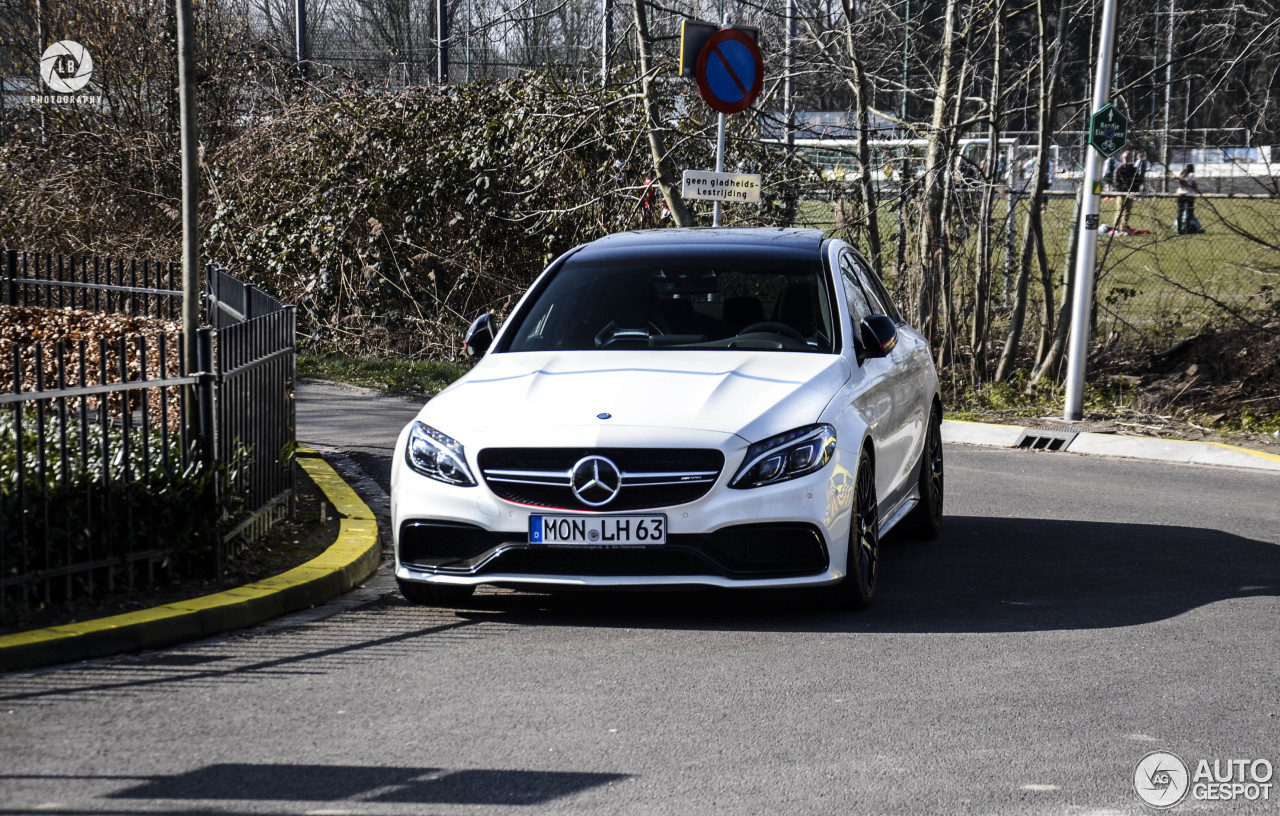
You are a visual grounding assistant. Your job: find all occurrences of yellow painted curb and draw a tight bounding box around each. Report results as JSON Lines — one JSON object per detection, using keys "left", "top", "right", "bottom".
{"left": 0, "top": 452, "right": 381, "bottom": 672}
{"left": 1206, "top": 441, "right": 1280, "bottom": 464}
{"left": 298, "top": 447, "right": 375, "bottom": 520}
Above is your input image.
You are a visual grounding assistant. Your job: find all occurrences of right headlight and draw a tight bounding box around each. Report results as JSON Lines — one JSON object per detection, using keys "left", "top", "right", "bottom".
{"left": 405, "top": 421, "right": 477, "bottom": 487}
{"left": 729, "top": 424, "right": 837, "bottom": 488}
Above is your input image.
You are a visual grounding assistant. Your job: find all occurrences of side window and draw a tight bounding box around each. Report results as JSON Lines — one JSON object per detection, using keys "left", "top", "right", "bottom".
{"left": 839, "top": 254, "right": 873, "bottom": 326}
{"left": 852, "top": 259, "right": 903, "bottom": 324}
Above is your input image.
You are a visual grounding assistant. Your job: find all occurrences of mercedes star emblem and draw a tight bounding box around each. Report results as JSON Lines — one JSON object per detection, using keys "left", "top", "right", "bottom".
{"left": 569, "top": 455, "right": 622, "bottom": 507}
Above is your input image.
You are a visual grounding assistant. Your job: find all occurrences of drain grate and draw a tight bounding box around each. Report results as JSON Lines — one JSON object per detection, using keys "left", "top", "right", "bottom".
{"left": 1015, "top": 427, "right": 1079, "bottom": 451}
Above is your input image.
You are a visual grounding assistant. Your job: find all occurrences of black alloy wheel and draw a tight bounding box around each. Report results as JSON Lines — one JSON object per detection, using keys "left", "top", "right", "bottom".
{"left": 813, "top": 448, "right": 879, "bottom": 611}
{"left": 902, "top": 406, "right": 944, "bottom": 539}
{"left": 850, "top": 450, "right": 880, "bottom": 606}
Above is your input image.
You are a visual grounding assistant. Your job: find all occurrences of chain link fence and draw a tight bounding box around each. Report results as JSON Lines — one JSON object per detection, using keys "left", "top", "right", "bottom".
{"left": 780, "top": 141, "right": 1280, "bottom": 357}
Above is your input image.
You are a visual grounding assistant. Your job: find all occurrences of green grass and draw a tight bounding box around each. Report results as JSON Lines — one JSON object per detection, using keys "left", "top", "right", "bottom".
{"left": 299, "top": 354, "right": 468, "bottom": 398}
{"left": 1210, "top": 410, "right": 1280, "bottom": 436}
{"left": 799, "top": 194, "right": 1280, "bottom": 349}
{"left": 942, "top": 371, "right": 1133, "bottom": 423}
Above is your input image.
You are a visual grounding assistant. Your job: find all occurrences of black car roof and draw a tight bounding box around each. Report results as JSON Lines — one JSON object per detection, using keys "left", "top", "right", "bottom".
{"left": 571, "top": 227, "right": 825, "bottom": 261}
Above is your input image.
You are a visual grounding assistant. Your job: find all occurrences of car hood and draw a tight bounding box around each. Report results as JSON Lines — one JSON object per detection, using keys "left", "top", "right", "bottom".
{"left": 419, "top": 351, "right": 850, "bottom": 443}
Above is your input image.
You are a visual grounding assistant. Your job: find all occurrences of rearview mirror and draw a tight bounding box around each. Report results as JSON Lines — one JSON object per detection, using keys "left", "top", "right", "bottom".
{"left": 857, "top": 315, "right": 898, "bottom": 364}
{"left": 464, "top": 312, "right": 497, "bottom": 359}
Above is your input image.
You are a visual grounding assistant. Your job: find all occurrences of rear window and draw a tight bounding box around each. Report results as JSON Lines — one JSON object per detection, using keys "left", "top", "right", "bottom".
{"left": 502, "top": 251, "right": 836, "bottom": 354}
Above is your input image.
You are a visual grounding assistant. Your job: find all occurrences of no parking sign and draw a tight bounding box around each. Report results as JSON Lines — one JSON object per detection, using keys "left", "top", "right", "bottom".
{"left": 694, "top": 28, "right": 764, "bottom": 115}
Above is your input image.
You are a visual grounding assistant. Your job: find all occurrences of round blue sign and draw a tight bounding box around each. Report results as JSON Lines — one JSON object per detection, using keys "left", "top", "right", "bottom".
{"left": 695, "top": 29, "right": 764, "bottom": 115}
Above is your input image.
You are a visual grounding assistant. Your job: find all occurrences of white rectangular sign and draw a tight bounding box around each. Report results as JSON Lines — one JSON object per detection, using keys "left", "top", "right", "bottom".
{"left": 682, "top": 170, "right": 762, "bottom": 204}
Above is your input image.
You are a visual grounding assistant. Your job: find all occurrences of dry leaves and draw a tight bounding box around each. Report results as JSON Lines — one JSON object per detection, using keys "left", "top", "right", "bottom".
{"left": 1, "top": 305, "right": 186, "bottom": 425}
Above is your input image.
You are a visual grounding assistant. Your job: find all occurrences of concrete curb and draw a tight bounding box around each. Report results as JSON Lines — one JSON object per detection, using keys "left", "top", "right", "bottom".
{"left": 0, "top": 448, "right": 381, "bottom": 673}
{"left": 942, "top": 419, "right": 1280, "bottom": 472}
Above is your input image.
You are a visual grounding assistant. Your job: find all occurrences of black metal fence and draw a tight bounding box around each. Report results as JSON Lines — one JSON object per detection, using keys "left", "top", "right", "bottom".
{"left": 206, "top": 265, "right": 298, "bottom": 543}
{"left": 1, "top": 250, "right": 296, "bottom": 623}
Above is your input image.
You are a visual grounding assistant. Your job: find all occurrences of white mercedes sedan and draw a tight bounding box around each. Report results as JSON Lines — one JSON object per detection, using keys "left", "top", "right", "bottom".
{"left": 390, "top": 227, "right": 942, "bottom": 609}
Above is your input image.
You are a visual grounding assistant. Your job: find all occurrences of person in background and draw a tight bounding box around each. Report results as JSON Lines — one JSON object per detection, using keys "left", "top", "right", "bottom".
{"left": 1134, "top": 151, "right": 1150, "bottom": 191}
{"left": 1110, "top": 151, "right": 1140, "bottom": 234}
{"left": 1176, "top": 164, "right": 1203, "bottom": 234}
{"left": 1103, "top": 155, "right": 1120, "bottom": 188}
{"left": 640, "top": 172, "right": 658, "bottom": 228}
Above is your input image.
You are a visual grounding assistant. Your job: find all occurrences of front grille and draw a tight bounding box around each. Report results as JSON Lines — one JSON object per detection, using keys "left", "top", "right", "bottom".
{"left": 477, "top": 448, "right": 725, "bottom": 511}
{"left": 400, "top": 520, "right": 829, "bottom": 580}
{"left": 477, "top": 524, "right": 827, "bottom": 580}
{"left": 475, "top": 547, "right": 714, "bottom": 577}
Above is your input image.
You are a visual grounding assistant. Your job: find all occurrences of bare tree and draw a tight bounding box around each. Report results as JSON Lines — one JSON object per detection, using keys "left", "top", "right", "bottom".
{"left": 632, "top": 0, "right": 692, "bottom": 226}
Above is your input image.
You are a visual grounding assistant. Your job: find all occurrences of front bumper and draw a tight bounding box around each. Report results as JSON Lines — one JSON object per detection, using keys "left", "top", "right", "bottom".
{"left": 391, "top": 438, "right": 857, "bottom": 590}
{"left": 398, "top": 520, "right": 829, "bottom": 580}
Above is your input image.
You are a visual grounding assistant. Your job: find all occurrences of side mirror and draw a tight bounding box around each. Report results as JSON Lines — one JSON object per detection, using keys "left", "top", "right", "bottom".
{"left": 464, "top": 312, "right": 497, "bottom": 360}
{"left": 856, "top": 315, "right": 898, "bottom": 364}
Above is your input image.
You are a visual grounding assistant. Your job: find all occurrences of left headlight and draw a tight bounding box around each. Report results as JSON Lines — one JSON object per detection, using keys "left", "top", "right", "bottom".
{"left": 730, "top": 423, "right": 837, "bottom": 489}
{"left": 405, "top": 421, "right": 477, "bottom": 487}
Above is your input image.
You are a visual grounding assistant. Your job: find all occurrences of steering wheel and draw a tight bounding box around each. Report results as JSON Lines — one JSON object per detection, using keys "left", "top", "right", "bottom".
{"left": 736, "top": 321, "right": 807, "bottom": 344}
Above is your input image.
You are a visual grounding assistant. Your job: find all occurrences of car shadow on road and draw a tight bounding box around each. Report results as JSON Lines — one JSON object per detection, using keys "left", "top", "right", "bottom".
{"left": 0, "top": 763, "right": 629, "bottom": 812}
{"left": 455, "top": 515, "right": 1280, "bottom": 633}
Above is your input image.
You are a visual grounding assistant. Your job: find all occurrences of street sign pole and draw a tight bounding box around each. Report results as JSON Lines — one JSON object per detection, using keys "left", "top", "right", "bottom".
{"left": 714, "top": 112, "right": 726, "bottom": 227}
{"left": 1063, "top": 0, "right": 1120, "bottom": 422}
{"left": 684, "top": 17, "right": 762, "bottom": 227}
{"left": 600, "top": 0, "right": 613, "bottom": 88}
{"left": 295, "top": 0, "right": 308, "bottom": 79}
{"left": 713, "top": 9, "right": 728, "bottom": 228}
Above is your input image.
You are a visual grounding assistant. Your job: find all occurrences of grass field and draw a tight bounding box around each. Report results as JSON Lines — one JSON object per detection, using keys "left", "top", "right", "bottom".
{"left": 796, "top": 193, "right": 1279, "bottom": 350}
{"left": 299, "top": 354, "right": 468, "bottom": 397}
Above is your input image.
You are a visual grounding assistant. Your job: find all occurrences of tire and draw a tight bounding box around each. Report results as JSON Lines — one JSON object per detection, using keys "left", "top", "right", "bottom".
{"left": 901, "top": 405, "right": 944, "bottom": 540}
{"left": 397, "top": 578, "right": 476, "bottom": 607}
{"left": 813, "top": 449, "right": 879, "bottom": 611}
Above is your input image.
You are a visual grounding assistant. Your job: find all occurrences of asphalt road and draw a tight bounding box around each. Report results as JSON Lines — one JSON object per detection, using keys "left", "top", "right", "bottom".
{"left": 1, "top": 381, "right": 1277, "bottom": 815}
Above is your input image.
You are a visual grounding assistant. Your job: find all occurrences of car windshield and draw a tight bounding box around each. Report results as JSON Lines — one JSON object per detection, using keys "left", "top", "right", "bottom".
{"left": 503, "top": 250, "right": 835, "bottom": 353}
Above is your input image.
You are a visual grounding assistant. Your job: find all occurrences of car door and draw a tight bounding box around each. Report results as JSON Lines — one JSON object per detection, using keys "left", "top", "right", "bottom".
{"left": 837, "top": 249, "right": 922, "bottom": 507}
{"left": 848, "top": 251, "right": 934, "bottom": 479}
{"left": 828, "top": 247, "right": 906, "bottom": 508}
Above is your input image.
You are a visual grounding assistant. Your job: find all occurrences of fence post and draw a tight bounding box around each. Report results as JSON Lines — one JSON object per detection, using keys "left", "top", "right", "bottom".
{"left": 204, "top": 262, "right": 217, "bottom": 326}
{"left": 196, "top": 327, "right": 216, "bottom": 469}
{"left": 5, "top": 249, "right": 15, "bottom": 306}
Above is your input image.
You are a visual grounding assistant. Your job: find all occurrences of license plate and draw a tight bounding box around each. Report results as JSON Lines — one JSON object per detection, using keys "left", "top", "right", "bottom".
{"left": 529, "top": 514, "right": 667, "bottom": 546}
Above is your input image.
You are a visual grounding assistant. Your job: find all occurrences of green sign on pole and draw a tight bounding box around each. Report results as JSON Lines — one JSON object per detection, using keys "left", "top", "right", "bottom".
{"left": 1088, "top": 103, "right": 1128, "bottom": 158}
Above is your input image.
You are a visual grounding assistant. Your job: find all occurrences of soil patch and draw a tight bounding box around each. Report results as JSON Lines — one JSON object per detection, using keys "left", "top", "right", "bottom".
{"left": 966, "top": 324, "right": 1280, "bottom": 456}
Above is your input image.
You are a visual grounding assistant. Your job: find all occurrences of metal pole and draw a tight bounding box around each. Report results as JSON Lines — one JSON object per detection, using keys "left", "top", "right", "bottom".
{"left": 601, "top": 0, "right": 613, "bottom": 88}
{"left": 295, "top": 0, "right": 308, "bottom": 78}
{"left": 784, "top": 0, "right": 796, "bottom": 145}
{"left": 713, "top": 6, "right": 729, "bottom": 228}
{"left": 36, "top": 0, "right": 46, "bottom": 143}
{"left": 5, "top": 250, "right": 16, "bottom": 307}
{"left": 437, "top": 0, "right": 449, "bottom": 84}
{"left": 714, "top": 114, "right": 727, "bottom": 227}
{"left": 901, "top": 0, "right": 910, "bottom": 120}
{"left": 466, "top": 0, "right": 472, "bottom": 82}
{"left": 177, "top": 0, "right": 201, "bottom": 385}
{"left": 1161, "top": 0, "right": 1176, "bottom": 193}
{"left": 196, "top": 328, "right": 215, "bottom": 469}
{"left": 1063, "top": 0, "right": 1119, "bottom": 422}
